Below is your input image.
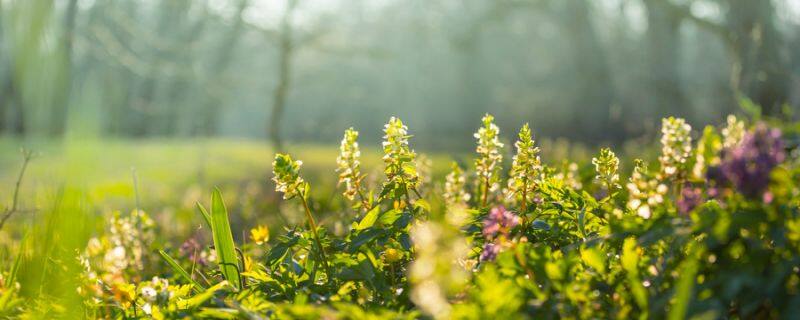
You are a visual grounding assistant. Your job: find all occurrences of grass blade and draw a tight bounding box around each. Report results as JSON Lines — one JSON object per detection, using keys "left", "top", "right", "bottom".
{"left": 158, "top": 249, "right": 206, "bottom": 292}
{"left": 210, "top": 188, "right": 241, "bottom": 291}
{"left": 196, "top": 202, "right": 212, "bottom": 229}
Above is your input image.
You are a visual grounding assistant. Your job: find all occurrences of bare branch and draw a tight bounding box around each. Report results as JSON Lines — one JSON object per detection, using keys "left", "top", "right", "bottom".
{"left": 0, "top": 149, "right": 35, "bottom": 232}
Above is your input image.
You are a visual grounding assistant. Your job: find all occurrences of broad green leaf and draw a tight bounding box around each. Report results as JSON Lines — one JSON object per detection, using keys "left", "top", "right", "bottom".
{"left": 210, "top": 188, "right": 241, "bottom": 291}
{"left": 378, "top": 209, "right": 401, "bottom": 225}
{"left": 159, "top": 249, "right": 206, "bottom": 292}
{"left": 580, "top": 246, "right": 605, "bottom": 274}
{"left": 354, "top": 206, "right": 380, "bottom": 230}
{"left": 668, "top": 243, "right": 702, "bottom": 320}
{"left": 413, "top": 199, "right": 431, "bottom": 212}
{"left": 348, "top": 228, "right": 384, "bottom": 253}
{"left": 622, "top": 237, "right": 648, "bottom": 313}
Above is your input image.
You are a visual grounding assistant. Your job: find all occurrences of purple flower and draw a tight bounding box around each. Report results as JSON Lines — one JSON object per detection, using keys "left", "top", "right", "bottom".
{"left": 677, "top": 186, "right": 703, "bottom": 214}
{"left": 482, "top": 206, "right": 520, "bottom": 240}
{"left": 715, "top": 123, "right": 785, "bottom": 199}
{"left": 180, "top": 238, "right": 207, "bottom": 266}
{"left": 480, "top": 242, "right": 501, "bottom": 262}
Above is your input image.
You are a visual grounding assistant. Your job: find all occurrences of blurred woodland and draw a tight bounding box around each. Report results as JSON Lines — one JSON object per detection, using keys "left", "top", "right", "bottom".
{"left": 0, "top": 0, "right": 798, "bottom": 150}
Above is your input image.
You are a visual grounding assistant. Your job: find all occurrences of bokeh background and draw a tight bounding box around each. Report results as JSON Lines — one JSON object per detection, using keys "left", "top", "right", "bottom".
{"left": 1, "top": 0, "right": 799, "bottom": 148}
{"left": 0, "top": 0, "right": 798, "bottom": 229}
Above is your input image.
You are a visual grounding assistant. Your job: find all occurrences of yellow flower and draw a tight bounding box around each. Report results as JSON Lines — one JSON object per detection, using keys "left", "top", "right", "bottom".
{"left": 250, "top": 225, "right": 270, "bottom": 245}
{"left": 383, "top": 248, "right": 402, "bottom": 263}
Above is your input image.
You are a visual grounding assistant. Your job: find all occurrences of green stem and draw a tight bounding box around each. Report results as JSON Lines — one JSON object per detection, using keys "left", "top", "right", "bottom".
{"left": 299, "top": 196, "right": 332, "bottom": 283}
{"left": 481, "top": 177, "right": 490, "bottom": 208}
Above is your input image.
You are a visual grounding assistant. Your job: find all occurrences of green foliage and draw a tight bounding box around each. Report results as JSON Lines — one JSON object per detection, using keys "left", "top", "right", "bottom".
{"left": 209, "top": 188, "right": 242, "bottom": 291}
{"left": 3, "top": 114, "right": 800, "bottom": 318}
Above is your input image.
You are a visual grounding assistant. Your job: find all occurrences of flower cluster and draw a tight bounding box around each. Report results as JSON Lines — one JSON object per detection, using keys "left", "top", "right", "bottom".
{"left": 444, "top": 162, "right": 470, "bottom": 207}
{"left": 139, "top": 276, "right": 173, "bottom": 315}
{"left": 336, "top": 128, "right": 365, "bottom": 201}
{"left": 627, "top": 160, "right": 668, "bottom": 219}
{"left": 507, "top": 124, "right": 542, "bottom": 210}
{"left": 79, "top": 210, "right": 159, "bottom": 315}
{"left": 722, "top": 115, "right": 745, "bottom": 149}
{"left": 592, "top": 147, "right": 620, "bottom": 193}
{"left": 474, "top": 114, "right": 504, "bottom": 202}
{"left": 659, "top": 117, "right": 693, "bottom": 179}
{"left": 382, "top": 117, "right": 419, "bottom": 199}
{"left": 272, "top": 153, "right": 307, "bottom": 200}
{"left": 712, "top": 123, "right": 785, "bottom": 199}
{"left": 677, "top": 185, "right": 703, "bottom": 214}
{"left": 83, "top": 210, "right": 155, "bottom": 283}
{"left": 553, "top": 161, "right": 582, "bottom": 190}
{"left": 179, "top": 237, "right": 214, "bottom": 267}
{"left": 481, "top": 206, "right": 520, "bottom": 261}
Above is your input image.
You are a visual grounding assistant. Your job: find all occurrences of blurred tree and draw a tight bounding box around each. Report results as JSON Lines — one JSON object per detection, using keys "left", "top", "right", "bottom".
{"left": 48, "top": 0, "right": 78, "bottom": 137}
{"left": 196, "top": 0, "right": 249, "bottom": 137}
{"left": 556, "top": 0, "right": 618, "bottom": 141}
{"left": 269, "top": 0, "right": 298, "bottom": 152}
{"left": 725, "top": 0, "right": 790, "bottom": 116}
{"left": 643, "top": 0, "right": 690, "bottom": 119}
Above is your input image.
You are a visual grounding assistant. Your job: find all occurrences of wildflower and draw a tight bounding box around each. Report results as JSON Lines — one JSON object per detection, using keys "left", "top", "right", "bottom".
{"left": 381, "top": 117, "right": 419, "bottom": 200}
{"left": 474, "top": 114, "right": 504, "bottom": 205}
{"left": 677, "top": 185, "right": 703, "bottom": 214}
{"left": 383, "top": 248, "right": 402, "bottom": 264}
{"left": 479, "top": 243, "right": 501, "bottom": 262}
{"left": 659, "top": 117, "right": 693, "bottom": 179}
{"left": 715, "top": 123, "right": 785, "bottom": 199}
{"left": 482, "top": 206, "right": 520, "bottom": 240}
{"left": 552, "top": 161, "right": 582, "bottom": 190}
{"left": 272, "top": 153, "right": 307, "bottom": 200}
{"left": 179, "top": 238, "right": 206, "bottom": 266}
{"left": 336, "top": 128, "right": 365, "bottom": 202}
{"left": 250, "top": 225, "right": 270, "bottom": 245}
{"left": 443, "top": 162, "right": 470, "bottom": 207}
{"left": 627, "top": 160, "right": 668, "bottom": 219}
{"left": 111, "top": 282, "right": 136, "bottom": 309}
{"left": 507, "top": 123, "right": 542, "bottom": 211}
{"left": 722, "top": 115, "right": 745, "bottom": 149}
{"left": 592, "top": 147, "right": 620, "bottom": 193}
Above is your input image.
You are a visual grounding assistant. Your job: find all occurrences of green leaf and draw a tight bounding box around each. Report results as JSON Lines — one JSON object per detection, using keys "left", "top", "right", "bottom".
{"left": 668, "top": 243, "right": 702, "bottom": 320}
{"left": 177, "top": 282, "right": 227, "bottom": 310}
{"left": 580, "top": 246, "right": 605, "bottom": 275}
{"left": 354, "top": 206, "right": 381, "bottom": 230}
{"left": 159, "top": 250, "right": 206, "bottom": 292}
{"left": 622, "top": 237, "right": 648, "bottom": 313}
{"left": 413, "top": 199, "right": 431, "bottom": 212}
{"left": 196, "top": 202, "right": 212, "bottom": 229}
{"left": 7, "top": 232, "right": 27, "bottom": 288}
{"left": 266, "top": 236, "right": 299, "bottom": 266}
{"left": 210, "top": 188, "right": 241, "bottom": 291}
{"left": 348, "top": 228, "right": 384, "bottom": 253}
{"left": 378, "top": 209, "right": 401, "bottom": 226}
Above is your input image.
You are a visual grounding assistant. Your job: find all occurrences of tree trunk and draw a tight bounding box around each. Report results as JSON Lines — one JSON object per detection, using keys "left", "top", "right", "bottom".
{"left": 49, "top": 0, "right": 78, "bottom": 137}
{"left": 558, "top": 0, "right": 617, "bottom": 142}
{"left": 643, "top": 0, "right": 690, "bottom": 119}
{"left": 269, "top": 0, "right": 297, "bottom": 152}
{"left": 197, "top": 0, "right": 248, "bottom": 136}
{"left": 726, "top": 0, "right": 789, "bottom": 116}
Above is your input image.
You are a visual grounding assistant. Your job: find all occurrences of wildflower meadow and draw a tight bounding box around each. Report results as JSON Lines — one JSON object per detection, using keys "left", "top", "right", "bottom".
{"left": 0, "top": 111, "right": 798, "bottom": 319}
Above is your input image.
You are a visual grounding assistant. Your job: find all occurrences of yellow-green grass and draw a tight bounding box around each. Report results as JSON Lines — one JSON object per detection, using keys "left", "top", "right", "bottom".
{"left": 0, "top": 137, "right": 453, "bottom": 239}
